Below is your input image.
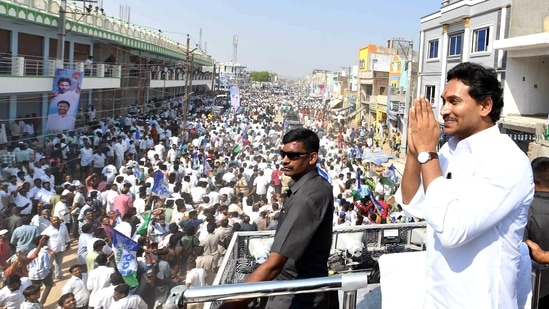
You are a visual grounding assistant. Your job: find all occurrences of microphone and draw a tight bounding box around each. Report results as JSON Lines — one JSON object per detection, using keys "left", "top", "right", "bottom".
{"left": 446, "top": 172, "right": 452, "bottom": 179}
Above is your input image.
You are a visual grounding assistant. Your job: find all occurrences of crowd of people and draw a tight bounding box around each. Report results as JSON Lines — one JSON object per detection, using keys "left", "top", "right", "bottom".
{"left": 0, "top": 87, "right": 404, "bottom": 308}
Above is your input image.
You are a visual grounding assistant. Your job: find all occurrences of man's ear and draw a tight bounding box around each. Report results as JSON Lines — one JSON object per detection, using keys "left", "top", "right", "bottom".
{"left": 309, "top": 152, "right": 318, "bottom": 166}
{"left": 479, "top": 97, "right": 493, "bottom": 117}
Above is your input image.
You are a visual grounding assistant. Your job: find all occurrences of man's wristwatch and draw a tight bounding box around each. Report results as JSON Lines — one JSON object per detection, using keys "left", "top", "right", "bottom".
{"left": 417, "top": 151, "right": 438, "bottom": 164}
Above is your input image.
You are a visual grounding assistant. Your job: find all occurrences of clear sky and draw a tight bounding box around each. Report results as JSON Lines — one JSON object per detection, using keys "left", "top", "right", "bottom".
{"left": 101, "top": 0, "right": 441, "bottom": 79}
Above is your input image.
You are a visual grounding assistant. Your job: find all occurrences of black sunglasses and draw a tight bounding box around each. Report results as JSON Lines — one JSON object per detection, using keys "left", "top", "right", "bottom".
{"left": 280, "top": 150, "right": 310, "bottom": 160}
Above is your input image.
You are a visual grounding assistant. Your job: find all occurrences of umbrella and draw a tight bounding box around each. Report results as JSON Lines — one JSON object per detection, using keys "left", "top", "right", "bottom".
{"left": 361, "top": 150, "right": 396, "bottom": 166}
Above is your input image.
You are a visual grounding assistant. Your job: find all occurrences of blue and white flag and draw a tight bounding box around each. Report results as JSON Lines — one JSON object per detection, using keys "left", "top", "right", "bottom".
{"left": 369, "top": 191, "right": 385, "bottom": 214}
{"left": 388, "top": 164, "right": 399, "bottom": 184}
{"left": 202, "top": 154, "right": 212, "bottom": 175}
{"left": 316, "top": 164, "right": 332, "bottom": 184}
{"left": 151, "top": 170, "right": 171, "bottom": 198}
{"left": 193, "top": 151, "right": 199, "bottom": 167}
{"left": 113, "top": 230, "right": 140, "bottom": 287}
{"left": 197, "top": 122, "right": 206, "bottom": 135}
{"left": 355, "top": 145, "right": 362, "bottom": 159}
{"left": 356, "top": 169, "right": 362, "bottom": 193}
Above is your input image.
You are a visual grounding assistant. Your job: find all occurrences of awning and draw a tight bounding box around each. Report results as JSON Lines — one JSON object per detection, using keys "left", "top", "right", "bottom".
{"left": 348, "top": 107, "right": 366, "bottom": 118}
{"left": 327, "top": 99, "right": 343, "bottom": 109}
{"left": 331, "top": 105, "right": 353, "bottom": 113}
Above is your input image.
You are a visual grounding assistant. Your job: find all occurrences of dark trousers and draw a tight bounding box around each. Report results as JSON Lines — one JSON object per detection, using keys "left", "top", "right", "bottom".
{"left": 31, "top": 271, "right": 53, "bottom": 304}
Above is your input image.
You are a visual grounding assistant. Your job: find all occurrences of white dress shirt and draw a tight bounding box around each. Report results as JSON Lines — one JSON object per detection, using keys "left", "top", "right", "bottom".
{"left": 111, "top": 295, "right": 148, "bottom": 309}
{"left": 87, "top": 265, "right": 116, "bottom": 308}
{"left": 395, "top": 125, "right": 534, "bottom": 308}
{"left": 62, "top": 273, "right": 90, "bottom": 307}
{"left": 0, "top": 277, "right": 30, "bottom": 309}
{"left": 41, "top": 224, "right": 70, "bottom": 252}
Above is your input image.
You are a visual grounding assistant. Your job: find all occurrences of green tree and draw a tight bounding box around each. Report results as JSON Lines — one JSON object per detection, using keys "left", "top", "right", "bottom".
{"left": 249, "top": 71, "right": 272, "bottom": 82}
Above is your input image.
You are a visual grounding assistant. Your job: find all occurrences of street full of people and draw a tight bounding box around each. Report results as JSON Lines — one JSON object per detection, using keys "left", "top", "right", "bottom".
{"left": 0, "top": 84, "right": 409, "bottom": 309}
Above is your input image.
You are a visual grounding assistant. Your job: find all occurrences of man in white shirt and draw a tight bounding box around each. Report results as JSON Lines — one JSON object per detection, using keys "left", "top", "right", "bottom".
{"left": 31, "top": 208, "right": 51, "bottom": 233}
{"left": 87, "top": 254, "right": 116, "bottom": 309}
{"left": 102, "top": 164, "right": 118, "bottom": 183}
{"left": 95, "top": 272, "right": 125, "bottom": 309}
{"left": 114, "top": 214, "right": 132, "bottom": 238}
{"left": 11, "top": 182, "right": 32, "bottom": 216}
{"left": 61, "top": 264, "right": 89, "bottom": 308}
{"left": 396, "top": 62, "right": 534, "bottom": 308}
{"left": 111, "top": 283, "right": 147, "bottom": 309}
{"left": 166, "top": 143, "right": 178, "bottom": 163}
{"left": 0, "top": 275, "right": 31, "bottom": 309}
{"left": 113, "top": 138, "right": 125, "bottom": 170}
{"left": 252, "top": 170, "right": 268, "bottom": 203}
{"left": 41, "top": 216, "right": 71, "bottom": 279}
{"left": 191, "top": 181, "right": 207, "bottom": 204}
{"left": 185, "top": 259, "right": 207, "bottom": 287}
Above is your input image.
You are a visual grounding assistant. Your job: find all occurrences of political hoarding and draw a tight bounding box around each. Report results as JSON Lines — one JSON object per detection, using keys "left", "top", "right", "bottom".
{"left": 46, "top": 69, "right": 83, "bottom": 133}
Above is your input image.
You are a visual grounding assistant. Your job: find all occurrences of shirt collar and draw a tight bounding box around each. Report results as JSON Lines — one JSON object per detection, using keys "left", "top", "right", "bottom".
{"left": 288, "top": 169, "right": 319, "bottom": 196}
{"left": 448, "top": 125, "right": 499, "bottom": 154}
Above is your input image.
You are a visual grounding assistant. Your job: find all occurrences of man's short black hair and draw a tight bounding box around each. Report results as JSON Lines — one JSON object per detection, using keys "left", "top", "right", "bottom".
{"left": 446, "top": 62, "right": 503, "bottom": 123}
{"left": 114, "top": 283, "right": 130, "bottom": 297}
{"left": 57, "top": 100, "right": 71, "bottom": 108}
{"left": 57, "top": 77, "right": 71, "bottom": 86}
{"left": 532, "top": 157, "right": 549, "bottom": 187}
{"left": 282, "top": 128, "right": 320, "bottom": 153}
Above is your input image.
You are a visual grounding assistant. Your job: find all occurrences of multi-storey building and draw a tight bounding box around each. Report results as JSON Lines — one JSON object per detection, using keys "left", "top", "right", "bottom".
{"left": 493, "top": 0, "right": 549, "bottom": 156}
{"left": 358, "top": 42, "right": 416, "bottom": 134}
{"left": 0, "top": 0, "right": 214, "bottom": 139}
{"left": 417, "top": 0, "right": 511, "bottom": 119}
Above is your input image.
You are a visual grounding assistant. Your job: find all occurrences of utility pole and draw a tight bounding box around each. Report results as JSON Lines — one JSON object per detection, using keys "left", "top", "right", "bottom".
{"left": 182, "top": 34, "right": 191, "bottom": 143}
{"left": 56, "top": 0, "right": 67, "bottom": 69}
{"left": 211, "top": 61, "right": 215, "bottom": 91}
{"left": 400, "top": 39, "right": 414, "bottom": 154}
{"left": 182, "top": 34, "right": 198, "bottom": 142}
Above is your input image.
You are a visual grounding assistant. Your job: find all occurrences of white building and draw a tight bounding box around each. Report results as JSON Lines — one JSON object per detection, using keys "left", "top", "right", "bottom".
{"left": 417, "top": 0, "right": 511, "bottom": 120}
{"left": 493, "top": 0, "right": 549, "bottom": 156}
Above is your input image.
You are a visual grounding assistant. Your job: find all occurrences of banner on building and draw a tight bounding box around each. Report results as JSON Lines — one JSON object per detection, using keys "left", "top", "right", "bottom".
{"left": 46, "top": 69, "right": 83, "bottom": 133}
{"left": 230, "top": 86, "right": 240, "bottom": 112}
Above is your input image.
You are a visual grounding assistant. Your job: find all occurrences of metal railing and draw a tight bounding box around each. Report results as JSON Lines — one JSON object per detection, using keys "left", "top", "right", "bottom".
{"left": 201, "top": 223, "right": 427, "bottom": 308}
{"left": 0, "top": 56, "right": 213, "bottom": 82}
{"left": 166, "top": 272, "right": 369, "bottom": 309}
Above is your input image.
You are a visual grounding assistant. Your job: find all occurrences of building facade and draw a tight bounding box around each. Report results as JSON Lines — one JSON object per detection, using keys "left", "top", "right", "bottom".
{"left": 417, "top": 0, "right": 511, "bottom": 118}
{"left": 493, "top": 0, "right": 549, "bottom": 156}
{"left": 0, "top": 0, "right": 214, "bottom": 138}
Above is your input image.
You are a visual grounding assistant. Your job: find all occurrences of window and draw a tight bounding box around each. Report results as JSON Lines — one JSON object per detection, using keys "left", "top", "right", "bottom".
{"left": 428, "top": 39, "right": 439, "bottom": 59}
{"left": 425, "top": 85, "right": 436, "bottom": 105}
{"left": 448, "top": 34, "right": 462, "bottom": 56}
{"left": 472, "top": 27, "right": 490, "bottom": 52}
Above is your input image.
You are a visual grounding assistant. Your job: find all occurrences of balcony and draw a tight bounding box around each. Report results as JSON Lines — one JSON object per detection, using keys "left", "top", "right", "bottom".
{"left": 0, "top": 56, "right": 214, "bottom": 94}
{"left": 0, "top": 56, "right": 122, "bottom": 94}
{"left": 149, "top": 70, "right": 213, "bottom": 89}
{"left": 0, "top": 0, "right": 213, "bottom": 65}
